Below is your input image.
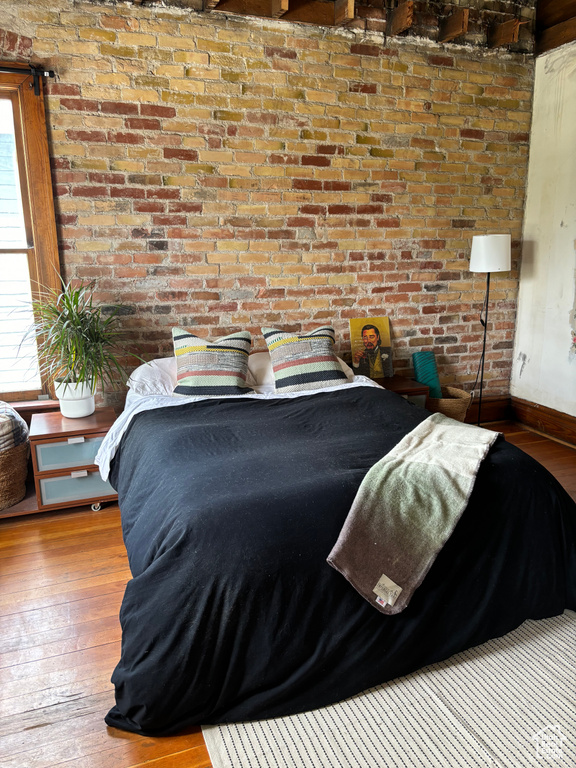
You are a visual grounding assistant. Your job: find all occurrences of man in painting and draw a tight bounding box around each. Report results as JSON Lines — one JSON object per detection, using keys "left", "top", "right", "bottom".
{"left": 353, "top": 324, "right": 390, "bottom": 379}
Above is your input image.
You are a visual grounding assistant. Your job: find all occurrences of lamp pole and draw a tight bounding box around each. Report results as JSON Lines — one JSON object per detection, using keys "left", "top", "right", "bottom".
{"left": 477, "top": 272, "right": 490, "bottom": 427}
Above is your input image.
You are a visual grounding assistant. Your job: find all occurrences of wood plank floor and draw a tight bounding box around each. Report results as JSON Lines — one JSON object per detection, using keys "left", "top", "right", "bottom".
{"left": 0, "top": 422, "right": 574, "bottom": 768}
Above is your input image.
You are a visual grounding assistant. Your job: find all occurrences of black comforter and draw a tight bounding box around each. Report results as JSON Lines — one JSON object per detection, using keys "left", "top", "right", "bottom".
{"left": 105, "top": 385, "right": 576, "bottom": 735}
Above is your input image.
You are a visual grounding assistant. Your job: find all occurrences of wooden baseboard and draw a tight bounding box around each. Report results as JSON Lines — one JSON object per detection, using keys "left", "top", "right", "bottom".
{"left": 465, "top": 395, "right": 512, "bottom": 424}
{"left": 511, "top": 397, "right": 576, "bottom": 447}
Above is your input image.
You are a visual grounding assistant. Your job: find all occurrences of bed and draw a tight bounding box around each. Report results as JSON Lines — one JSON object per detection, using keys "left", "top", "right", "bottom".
{"left": 97, "top": 343, "right": 576, "bottom": 736}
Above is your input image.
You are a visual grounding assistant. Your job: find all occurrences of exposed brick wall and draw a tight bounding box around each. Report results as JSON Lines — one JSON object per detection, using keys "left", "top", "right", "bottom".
{"left": 4, "top": 1, "right": 534, "bottom": 402}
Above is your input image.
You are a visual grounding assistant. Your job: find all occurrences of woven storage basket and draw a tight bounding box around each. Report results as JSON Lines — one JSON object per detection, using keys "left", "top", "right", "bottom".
{"left": 426, "top": 386, "right": 471, "bottom": 423}
{"left": 0, "top": 441, "right": 29, "bottom": 511}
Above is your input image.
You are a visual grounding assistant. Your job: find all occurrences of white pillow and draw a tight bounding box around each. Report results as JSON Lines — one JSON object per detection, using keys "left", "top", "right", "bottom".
{"left": 127, "top": 352, "right": 354, "bottom": 396}
{"left": 127, "top": 358, "right": 177, "bottom": 396}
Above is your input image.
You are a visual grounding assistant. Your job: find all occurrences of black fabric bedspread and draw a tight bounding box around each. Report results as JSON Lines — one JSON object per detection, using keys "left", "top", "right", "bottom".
{"left": 105, "top": 386, "right": 576, "bottom": 735}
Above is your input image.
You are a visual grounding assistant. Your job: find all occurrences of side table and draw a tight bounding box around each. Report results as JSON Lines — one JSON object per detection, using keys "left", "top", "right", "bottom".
{"left": 373, "top": 375, "right": 430, "bottom": 407}
{"left": 29, "top": 407, "right": 118, "bottom": 513}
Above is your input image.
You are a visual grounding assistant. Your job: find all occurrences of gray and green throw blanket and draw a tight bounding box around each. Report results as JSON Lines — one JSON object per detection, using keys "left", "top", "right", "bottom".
{"left": 327, "top": 413, "right": 499, "bottom": 615}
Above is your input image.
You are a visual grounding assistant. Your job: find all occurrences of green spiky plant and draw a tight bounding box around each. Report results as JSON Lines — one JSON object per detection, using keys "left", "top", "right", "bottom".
{"left": 25, "top": 279, "right": 140, "bottom": 394}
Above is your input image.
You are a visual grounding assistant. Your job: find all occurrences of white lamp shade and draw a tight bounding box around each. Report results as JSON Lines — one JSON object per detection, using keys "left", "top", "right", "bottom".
{"left": 470, "top": 234, "right": 511, "bottom": 273}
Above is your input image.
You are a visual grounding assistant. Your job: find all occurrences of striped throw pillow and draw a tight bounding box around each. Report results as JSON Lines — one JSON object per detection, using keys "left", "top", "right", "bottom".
{"left": 172, "top": 328, "right": 253, "bottom": 397}
{"left": 261, "top": 326, "right": 348, "bottom": 393}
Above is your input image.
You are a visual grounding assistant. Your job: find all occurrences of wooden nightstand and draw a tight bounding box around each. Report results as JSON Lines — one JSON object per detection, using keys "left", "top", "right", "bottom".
{"left": 29, "top": 407, "right": 118, "bottom": 513}
{"left": 373, "top": 375, "right": 430, "bottom": 407}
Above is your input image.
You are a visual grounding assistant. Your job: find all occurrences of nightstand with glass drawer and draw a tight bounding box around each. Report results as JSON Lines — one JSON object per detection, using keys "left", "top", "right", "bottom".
{"left": 29, "top": 407, "right": 117, "bottom": 513}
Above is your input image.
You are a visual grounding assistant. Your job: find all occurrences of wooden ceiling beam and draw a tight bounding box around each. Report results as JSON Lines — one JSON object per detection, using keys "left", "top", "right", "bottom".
{"left": 487, "top": 18, "right": 527, "bottom": 48}
{"left": 537, "top": 0, "right": 576, "bottom": 29}
{"left": 438, "top": 8, "right": 469, "bottom": 43}
{"left": 537, "top": 15, "right": 576, "bottom": 54}
{"left": 387, "top": 1, "right": 414, "bottom": 37}
{"left": 205, "top": 0, "right": 288, "bottom": 14}
{"left": 281, "top": 0, "right": 354, "bottom": 26}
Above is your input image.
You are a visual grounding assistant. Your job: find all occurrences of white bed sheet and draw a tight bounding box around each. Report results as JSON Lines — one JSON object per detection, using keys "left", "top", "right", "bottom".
{"left": 96, "top": 377, "right": 381, "bottom": 482}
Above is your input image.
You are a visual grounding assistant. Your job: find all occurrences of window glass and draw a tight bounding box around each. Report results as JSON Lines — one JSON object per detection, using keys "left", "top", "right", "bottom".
{"left": 0, "top": 253, "right": 41, "bottom": 392}
{"left": 0, "top": 98, "right": 27, "bottom": 248}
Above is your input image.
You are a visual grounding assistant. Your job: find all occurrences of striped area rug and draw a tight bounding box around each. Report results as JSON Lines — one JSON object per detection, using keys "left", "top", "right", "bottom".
{"left": 203, "top": 611, "right": 576, "bottom": 768}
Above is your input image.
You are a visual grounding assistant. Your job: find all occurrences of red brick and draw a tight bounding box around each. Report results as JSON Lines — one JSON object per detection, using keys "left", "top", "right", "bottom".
{"left": 317, "top": 145, "right": 344, "bottom": 155}
{"left": 350, "top": 43, "right": 381, "bottom": 56}
{"left": 153, "top": 214, "right": 187, "bottom": 226}
{"left": 71, "top": 186, "right": 107, "bottom": 197}
{"left": 429, "top": 55, "right": 454, "bottom": 67}
{"left": 3, "top": 30, "right": 18, "bottom": 53}
{"left": 115, "top": 267, "right": 148, "bottom": 278}
{"left": 141, "top": 104, "right": 177, "bottom": 118}
{"left": 460, "top": 129, "right": 485, "bottom": 140}
{"left": 135, "top": 201, "right": 165, "bottom": 213}
{"left": 60, "top": 98, "right": 99, "bottom": 112}
{"left": 163, "top": 148, "right": 199, "bottom": 161}
{"left": 168, "top": 202, "right": 203, "bottom": 213}
{"left": 328, "top": 205, "right": 355, "bottom": 215}
{"left": 67, "top": 130, "right": 107, "bottom": 142}
{"left": 287, "top": 217, "right": 316, "bottom": 227}
{"left": 265, "top": 46, "right": 297, "bottom": 59}
{"left": 54, "top": 171, "right": 86, "bottom": 184}
{"left": 292, "top": 179, "right": 322, "bottom": 191}
{"left": 199, "top": 123, "right": 226, "bottom": 137}
{"left": 111, "top": 187, "right": 146, "bottom": 199}
{"left": 125, "top": 118, "right": 161, "bottom": 130}
{"left": 302, "top": 155, "right": 331, "bottom": 167}
{"left": 101, "top": 101, "right": 139, "bottom": 115}
{"left": 167, "top": 228, "right": 202, "bottom": 239}
{"left": 156, "top": 291, "right": 189, "bottom": 302}
{"left": 18, "top": 34, "right": 33, "bottom": 57}
{"left": 247, "top": 112, "right": 278, "bottom": 125}
{"left": 49, "top": 83, "right": 81, "bottom": 96}
{"left": 56, "top": 214, "right": 78, "bottom": 226}
{"left": 324, "top": 181, "right": 351, "bottom": 191}
{"left": 257, "top": 288, "right": 285, "bottom": 298}
{"left": 146, "top": 188, "right": 181, "bottom": 200}
{"left": 312, "top": 241, "right": 338, "bottom": 250}
{"left": 101, "top": 14, "right": 135, "bottom": 30}
{"left": 420, "top": 240, "right": 446, "bottom": 249}
{"left": 349, "top": 83, "right": 377, "bottom": 94}
{"left": 108, "top": 131, "right": 145, "bottom": 145}
{"left": 270, "top": 154, "right": 299, "bottom": 165}
{"left": 51, "top": 158, "right": 71, "bottom": 170}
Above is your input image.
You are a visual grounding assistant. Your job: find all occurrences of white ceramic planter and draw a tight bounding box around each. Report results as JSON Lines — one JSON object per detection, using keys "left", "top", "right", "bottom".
{"left": 54, "top": 381, "right": 96, "bottom": 418}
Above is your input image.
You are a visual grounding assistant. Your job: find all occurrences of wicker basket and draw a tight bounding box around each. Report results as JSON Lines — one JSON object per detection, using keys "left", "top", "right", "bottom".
{"left": 426, "top": 386, "right": 472, "bottom": 423}
{"left": 0, "top": 441, "right": 29, "bottom": 512}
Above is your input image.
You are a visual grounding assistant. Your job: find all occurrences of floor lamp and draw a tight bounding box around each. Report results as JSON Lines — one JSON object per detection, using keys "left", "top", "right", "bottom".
{"left": 470, "top": 234, "right": 511, "bottom": 426}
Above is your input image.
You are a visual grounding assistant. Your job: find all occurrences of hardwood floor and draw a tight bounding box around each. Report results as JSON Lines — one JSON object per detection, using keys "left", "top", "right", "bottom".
{"left": 0, "top": 506, "right": 211, "bottom": 768}
{"left": 495, "top": 420, "right": 576, "bottom": 501}
{"left": 1, "top": 422, "right": 574, "bottom": 768}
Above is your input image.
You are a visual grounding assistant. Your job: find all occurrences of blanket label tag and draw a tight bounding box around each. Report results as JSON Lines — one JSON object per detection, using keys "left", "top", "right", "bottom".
{"left": 373, "top": 574, "right": 402, "bottom": 607}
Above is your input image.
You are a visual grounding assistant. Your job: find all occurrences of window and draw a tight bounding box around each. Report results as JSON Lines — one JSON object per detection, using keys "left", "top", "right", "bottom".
{"left": 0, "top": 64, "right": 60, "bottom": 401}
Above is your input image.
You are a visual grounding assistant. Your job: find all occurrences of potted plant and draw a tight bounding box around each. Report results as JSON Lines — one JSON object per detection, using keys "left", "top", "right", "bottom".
{"left": 25, "top": 279, "right": 138, "bottom": 418}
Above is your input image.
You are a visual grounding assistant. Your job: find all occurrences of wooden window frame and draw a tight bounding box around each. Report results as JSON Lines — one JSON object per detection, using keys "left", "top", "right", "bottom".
{"left": 0, "top": 62, "right": 60, "bottom": 401}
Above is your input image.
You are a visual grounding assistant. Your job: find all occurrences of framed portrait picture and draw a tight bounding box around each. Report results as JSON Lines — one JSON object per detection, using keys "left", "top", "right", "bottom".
{"left": 349, "top": 316, "right": 393, "bottom": 379}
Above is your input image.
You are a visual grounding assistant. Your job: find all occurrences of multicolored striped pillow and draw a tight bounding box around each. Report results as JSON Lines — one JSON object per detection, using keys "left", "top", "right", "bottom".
{"left": 261, "top": 326, "right": 348, "bottom": 393}
{"left": 172, "top": 328, "right": 253, "bottom": 397}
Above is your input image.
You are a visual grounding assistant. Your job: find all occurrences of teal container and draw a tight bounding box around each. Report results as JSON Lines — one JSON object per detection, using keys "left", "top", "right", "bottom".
{"left": 412, "top": 351, "right": 442, "bottom": 398}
